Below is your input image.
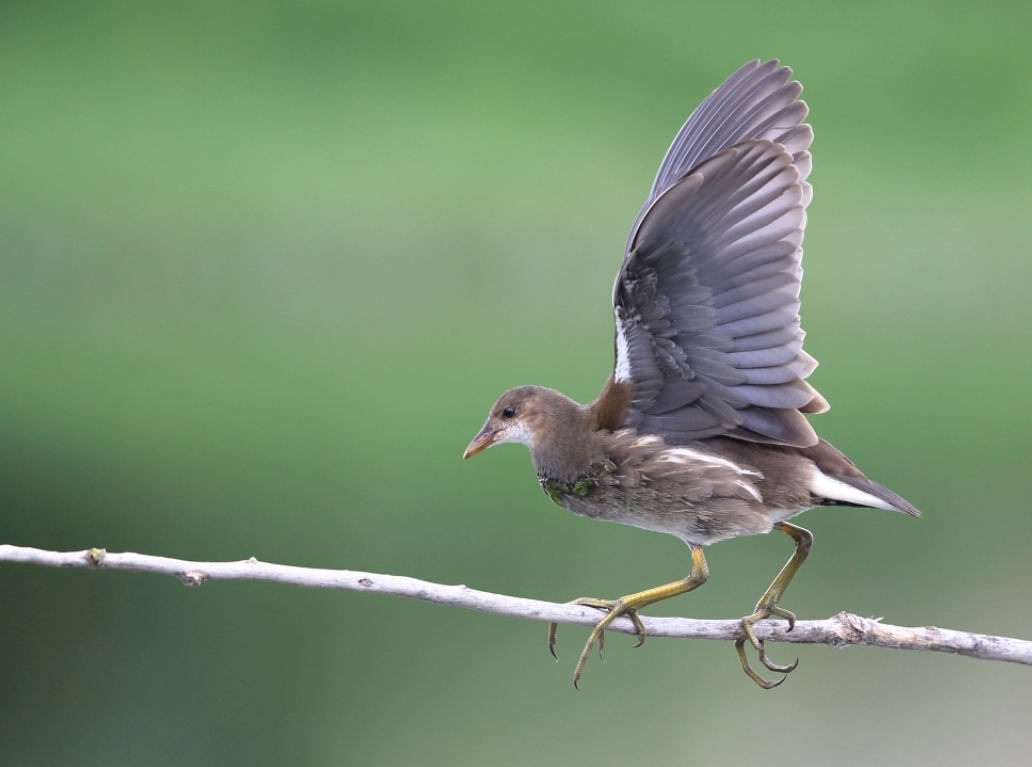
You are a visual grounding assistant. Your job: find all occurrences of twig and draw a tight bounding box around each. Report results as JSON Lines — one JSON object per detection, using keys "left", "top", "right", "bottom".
{"left": 2, "top": 544, "right": 1030, "bottom": 667}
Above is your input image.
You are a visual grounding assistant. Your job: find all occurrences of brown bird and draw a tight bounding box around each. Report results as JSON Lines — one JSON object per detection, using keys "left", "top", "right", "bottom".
{"left": 463, "top": 60, "right": 919, "bottom": 689}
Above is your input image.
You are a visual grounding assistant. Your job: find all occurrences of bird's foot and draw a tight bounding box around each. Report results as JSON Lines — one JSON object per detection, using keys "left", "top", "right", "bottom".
{"left": 735, "top": 602, "right": 799, "bottom": 689}
{"left": 548, "top": 556, "right": 708, "bottom": 688}
{"left": 548, "top": 597, "right": 647, "bottom": 689}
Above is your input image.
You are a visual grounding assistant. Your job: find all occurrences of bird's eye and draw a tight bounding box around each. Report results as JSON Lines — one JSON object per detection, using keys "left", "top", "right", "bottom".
{"left": 502, "top": 406, "right": 515, "bottom": 418}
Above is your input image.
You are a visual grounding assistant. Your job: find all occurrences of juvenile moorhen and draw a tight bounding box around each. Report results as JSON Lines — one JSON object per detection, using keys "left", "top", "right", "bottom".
{"left": 464, "top": 60, "right": 919, "bottom": 689}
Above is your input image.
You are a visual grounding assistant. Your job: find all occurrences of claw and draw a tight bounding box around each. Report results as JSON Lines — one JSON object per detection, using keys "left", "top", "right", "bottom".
{"left": 547, "top": 620, "right": 560, "bottom": 659}
{"left": 736, "top": 639, "right": 789, "bottom": 689}
{"left": 570, "top": 599, "right": 632, "bottom": 683}
{"left": 737, "top": 601, "right": 800, "bottom": 686}
{"left": 758, "top": 642, "right": 798, "bottom": 673}
{"left": 548, "top": 548, "right": 710, "bottom": 687}
{"left": 630, "top": 611, "right": 647, "bottom": 647}
{"left": 733, "top": 522, "right": 812, "bottom": 688}
{"left": 547, "top": 596, "right": 644, "bottom": 684}
{"left": 547, "top": 597, "right": 649, "bottom": 686}
{"left": 769, "top": 605, "right": 797, "bottom": 631}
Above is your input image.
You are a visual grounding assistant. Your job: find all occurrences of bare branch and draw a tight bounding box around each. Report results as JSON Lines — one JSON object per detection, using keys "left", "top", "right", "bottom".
{"left": 2, "top": 544, "right": 1030, "bottom": 667}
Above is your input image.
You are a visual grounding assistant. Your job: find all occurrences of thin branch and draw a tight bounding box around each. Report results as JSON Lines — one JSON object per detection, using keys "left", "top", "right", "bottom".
{"left": 2, "top": 544, "right": 1030, "bottom": 667}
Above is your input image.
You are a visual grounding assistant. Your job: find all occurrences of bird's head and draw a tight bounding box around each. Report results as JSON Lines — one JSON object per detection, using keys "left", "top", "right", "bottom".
{"left": 462, "top": 386, "right": 581, "bottom": 460}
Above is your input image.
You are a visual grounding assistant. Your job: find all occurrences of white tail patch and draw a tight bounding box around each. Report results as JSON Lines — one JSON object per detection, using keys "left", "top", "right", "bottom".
{"left": 657, "top": 447, "right": 764, "bottom": 479}
{"left": 810, "top": 467, "right": 897, "bottom": 511}
{"left": 614, "top": 314, "right": 632, "bottom": 382}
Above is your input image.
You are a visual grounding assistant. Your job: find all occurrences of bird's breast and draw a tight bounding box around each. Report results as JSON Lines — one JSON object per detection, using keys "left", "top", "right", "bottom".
{"left": 538, "top": 460, "right": 618, "bottom": 509}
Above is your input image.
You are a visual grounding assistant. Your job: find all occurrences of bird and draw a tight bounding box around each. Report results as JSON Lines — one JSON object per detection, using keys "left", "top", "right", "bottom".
{"left": 462, "top": 60, "right": 920, "bottom": 689}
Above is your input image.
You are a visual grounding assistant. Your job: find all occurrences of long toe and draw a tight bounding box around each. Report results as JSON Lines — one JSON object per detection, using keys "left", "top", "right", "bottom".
{"left": 757, "top": 642, "right": 799, "bottom": 674}
{"left": 735, "top": 639, "right": 791, "bottom": 689}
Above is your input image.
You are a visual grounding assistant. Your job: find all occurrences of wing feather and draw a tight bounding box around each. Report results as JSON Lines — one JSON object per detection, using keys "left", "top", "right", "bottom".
{"left": 603, "top": 61, "right": 826, "bottom": 447}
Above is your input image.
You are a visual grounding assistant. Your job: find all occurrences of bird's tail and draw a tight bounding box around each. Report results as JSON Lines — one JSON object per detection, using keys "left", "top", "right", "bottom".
{"left": 826, "top": 473, "right": 921, "bottom": 517}
{"left": 804, "top": 438, "right": 921, "bottom": 517}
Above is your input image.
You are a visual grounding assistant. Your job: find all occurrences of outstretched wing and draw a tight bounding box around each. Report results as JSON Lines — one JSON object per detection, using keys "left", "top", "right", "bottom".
{"left": 600, "top": 61, "right": 827, "bottom": 448}
{"left": 626, "top": 59, "right": 814, "bottom": 250}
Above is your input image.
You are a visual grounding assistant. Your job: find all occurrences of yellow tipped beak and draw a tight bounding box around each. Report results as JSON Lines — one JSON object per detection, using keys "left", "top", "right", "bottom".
{"left": 463, "top": 424, "right": 498, "bottom": 460}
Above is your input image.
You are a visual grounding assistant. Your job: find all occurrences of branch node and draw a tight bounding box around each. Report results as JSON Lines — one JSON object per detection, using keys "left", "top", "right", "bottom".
{"left": 833, "top": 611, "right": 867, "bottom": 645}
{"left": 179, "top": 570, "right": 209, "bottom": 587}
{"left": 87, "top": 548, "right": 107, "bottom": 568}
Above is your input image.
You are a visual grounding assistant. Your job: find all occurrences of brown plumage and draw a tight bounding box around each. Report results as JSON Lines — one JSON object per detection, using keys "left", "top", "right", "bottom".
{"left": 463, "top": 61, "right": 919, "bottom": 689}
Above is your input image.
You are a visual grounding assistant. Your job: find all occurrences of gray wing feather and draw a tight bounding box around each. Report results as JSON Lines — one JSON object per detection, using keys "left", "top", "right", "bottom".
{"left": 613, "top": 130, "right": 827, "bottom": 446}
{"left": 627, "top": 60, "right": 814, "bottom": 250}
{"left": 609, "top": 61, "right": 828, "bottom": 447}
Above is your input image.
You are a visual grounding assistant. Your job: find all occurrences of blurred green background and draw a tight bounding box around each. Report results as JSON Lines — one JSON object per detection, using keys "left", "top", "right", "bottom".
{"left": 2, "top": 1, "right": 1030, "bottom": 764}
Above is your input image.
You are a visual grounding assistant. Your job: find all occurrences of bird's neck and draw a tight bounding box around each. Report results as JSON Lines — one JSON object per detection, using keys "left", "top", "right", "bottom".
{"left": 529, "top": 405, "right": 603, "bottom": 484}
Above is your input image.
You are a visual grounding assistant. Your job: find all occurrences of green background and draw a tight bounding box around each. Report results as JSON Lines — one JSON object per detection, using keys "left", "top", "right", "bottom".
{"left": 2, "top": 1, "right": 1030, "bottom": 765}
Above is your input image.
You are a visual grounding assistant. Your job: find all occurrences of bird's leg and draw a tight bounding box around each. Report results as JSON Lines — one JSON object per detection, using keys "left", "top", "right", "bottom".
{"left": 549, "top": 546, "right": 709, "bottom": 689}
{"left": 736, "top": 521, "right": 813, "bottom": 689}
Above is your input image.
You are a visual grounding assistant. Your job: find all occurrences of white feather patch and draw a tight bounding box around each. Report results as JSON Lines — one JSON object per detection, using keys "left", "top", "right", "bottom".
{"left": 631, "top": 435, "right": 663, "bottom": 448}
{"left": 497, "top": 421, "right": 535, "bottom": 449}
{"left": 810, "top": 467, "right": 896, "bottom": 510}
{"left": 614, "top": 313, "right": 632, "bottom": 383}
{"left": 657, "top": 447, "right": 764, "bottom": 479}
{"left": 734, "top": 480, "right": 763, "bottom": 502}
{"left": 768, "top": 508, "right": 798, "bottom": 523}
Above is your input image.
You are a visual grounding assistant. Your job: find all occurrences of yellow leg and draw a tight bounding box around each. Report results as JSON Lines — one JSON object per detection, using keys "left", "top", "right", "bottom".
{"left": 549, "top": 546, "right": 709, "bottom": 689}
{"left": 736, "top": 521, "right": 813, "bottom": 689}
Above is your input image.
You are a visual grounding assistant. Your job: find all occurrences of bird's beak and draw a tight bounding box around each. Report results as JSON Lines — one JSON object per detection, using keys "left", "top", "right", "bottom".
{"left": 463, "top": 423, "right": 499, "bottom": 460}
